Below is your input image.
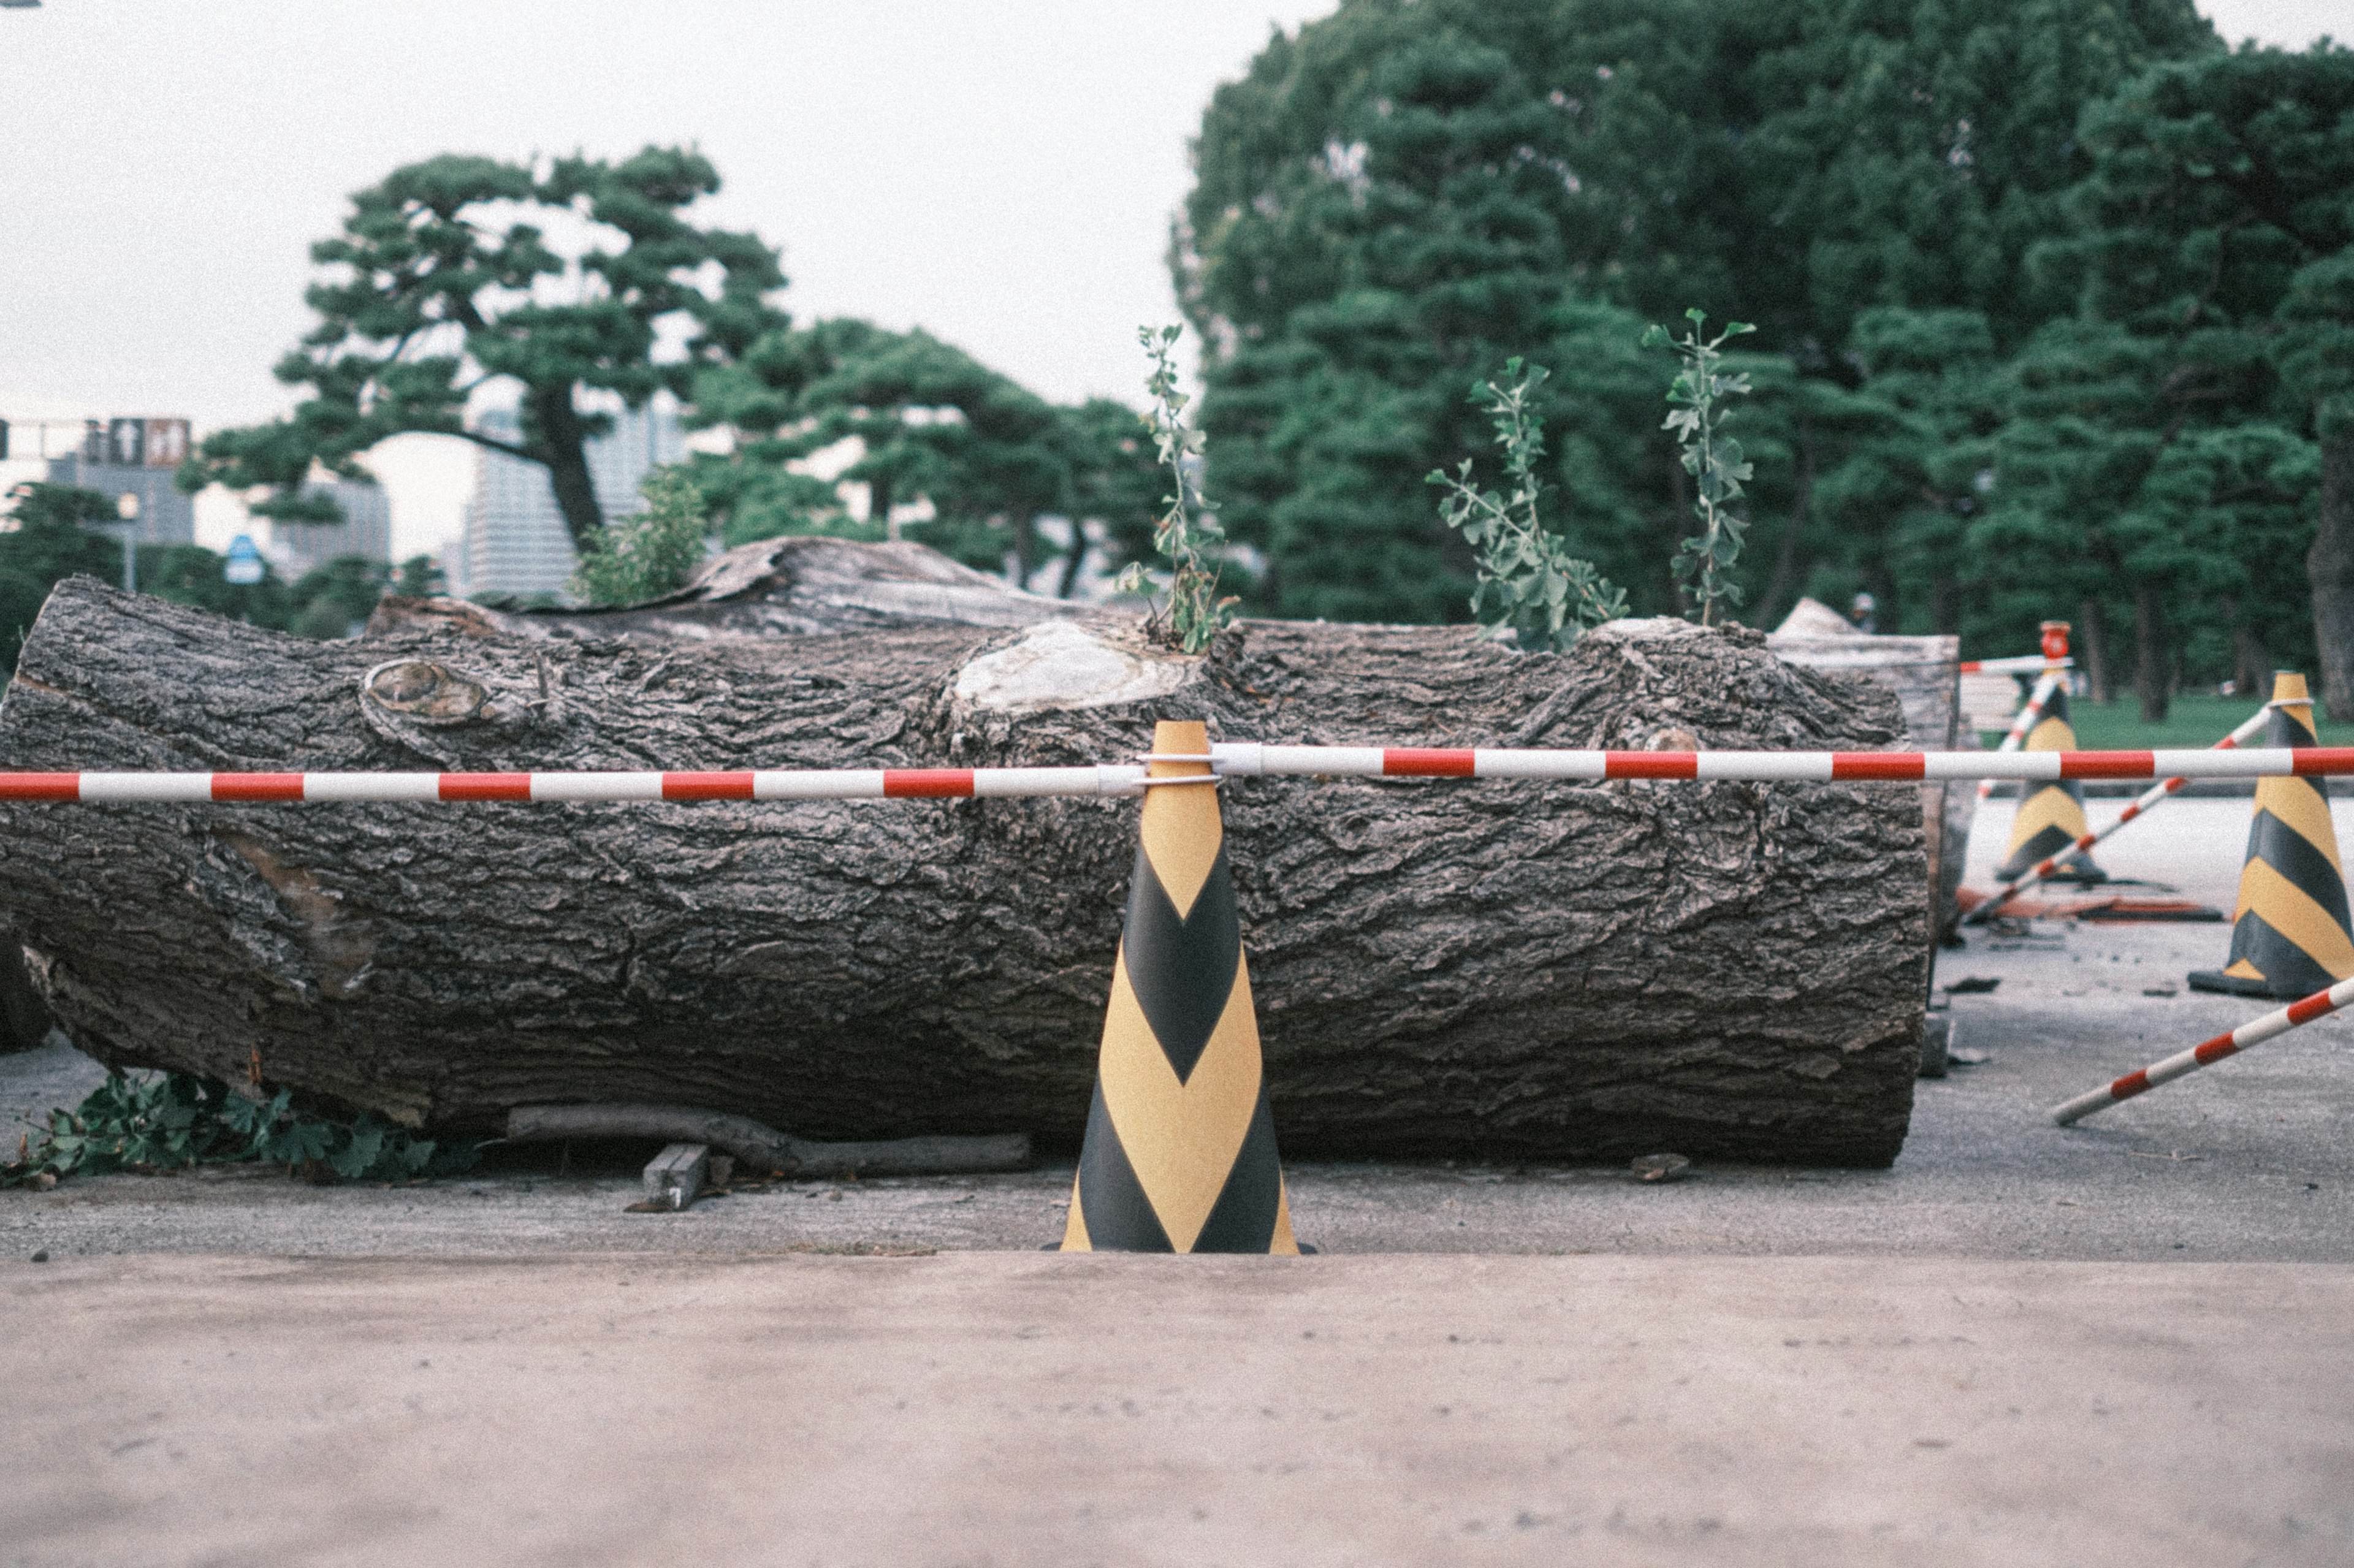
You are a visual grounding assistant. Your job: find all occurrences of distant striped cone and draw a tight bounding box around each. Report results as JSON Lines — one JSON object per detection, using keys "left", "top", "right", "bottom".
{"left": 1057, "top": 720, "right": 1298, "bottom": 1255}
{"left": 1995, "top": 668, "right": 2106, "bottom": 885}
{"left": 2189, "top": 672, "right": 2354, "bottom": 999}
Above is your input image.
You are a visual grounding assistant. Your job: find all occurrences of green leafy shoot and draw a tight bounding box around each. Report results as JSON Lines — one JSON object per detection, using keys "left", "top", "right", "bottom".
{"left": 569, "top": 467, "right": 712, "bottom": 607}
{"left": 1427, "top": 359, "right": 1628, "bottom": 651}
{"left": 2, "top": 1070, "right": 476, "bottom": 1188}
{"left": 1642, "top": 308, "right": 1757, "bottom": 626}
{"left": 1113, "top": 324, "right": 1236, "bottom": 654}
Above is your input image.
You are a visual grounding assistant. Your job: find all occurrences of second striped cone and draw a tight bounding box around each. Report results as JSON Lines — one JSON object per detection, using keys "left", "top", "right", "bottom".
{"left": 1995, "top": 636, "right": 2106, "bottom": 885}
{"left": 1057, "top": 719, "right": 1299, "bottom": 1255}
{"left": 2190, "top": 672, "right": 2354, "bottom": 999}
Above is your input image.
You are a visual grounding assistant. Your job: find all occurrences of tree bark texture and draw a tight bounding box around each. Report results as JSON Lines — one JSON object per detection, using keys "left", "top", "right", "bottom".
{"left": 2310, "top": 435, "right": 2354, "bottom": 722}
{"left": 527, "top": 385, "right": 611, "bottom": 557}
{"left": 0, "top": 576, "right": 1929, "bottom": 1166}
{"left": 368, "top": 535, "right": 1086, "bottom": 646}
{"left": 2078, "top": 597, "right": 2115, "bottom": 705}
{"left": 2134, "top": 580, "right": 2172, "bottom": 723}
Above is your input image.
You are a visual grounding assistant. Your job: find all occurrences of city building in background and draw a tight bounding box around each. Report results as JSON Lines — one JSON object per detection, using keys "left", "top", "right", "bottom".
{"left": 265, "top": 478, "right": 392, "bottom": 579}
{"left": 453, "top": 400, "right": 683, "bottom": 599}
{"left": 32, "top": 416, "right": 196, "bottom": 548}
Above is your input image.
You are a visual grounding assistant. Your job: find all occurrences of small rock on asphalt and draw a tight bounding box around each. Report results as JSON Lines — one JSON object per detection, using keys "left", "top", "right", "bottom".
{"left": 1631, "top": 1154, "right": 1691, "bottom": 1183}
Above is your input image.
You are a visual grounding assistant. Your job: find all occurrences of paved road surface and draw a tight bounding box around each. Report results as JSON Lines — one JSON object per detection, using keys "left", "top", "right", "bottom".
{"left": 4, "top": 796, "right": 2350, "bottom": 1565}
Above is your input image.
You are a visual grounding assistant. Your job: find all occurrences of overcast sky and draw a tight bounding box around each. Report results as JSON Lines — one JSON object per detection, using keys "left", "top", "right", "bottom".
{"left": 0, "top": 0, "right": 2337, "bottom": 557}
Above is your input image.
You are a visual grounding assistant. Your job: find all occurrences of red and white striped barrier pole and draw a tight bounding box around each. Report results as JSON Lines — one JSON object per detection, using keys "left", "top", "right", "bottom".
{"left": 0, "top": 766, "right": 1160, "bottom": 804}
{"left": 1974, "top": 667, "right": 2065, "bottom": 803}
{"left": 1203, "top": 744, "right": 2354, "bottom": 783}
{"left": 1957, "top": 655, "right": 2075, "bottom": 676}
{"left": 1964, "top": 700, "right": 2276, "bottom": 924}
{"left": 8, "top": 744, "right": 2354, "bottom": 804}
{"left": 2049, "top": 975, "right": 2354, "bottom": 1125}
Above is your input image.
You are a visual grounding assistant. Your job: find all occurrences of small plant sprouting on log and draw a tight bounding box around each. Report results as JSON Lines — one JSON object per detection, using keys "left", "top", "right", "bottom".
{"left": 1113, "top": 324, "right": 1235, "bottom": 655}
{"left": 1642, "top": 309, "right": 1756, "bottom": 627}
{"left": 570, "top": 467, "right": 710, "bottom": 607}
{"left": 1428, "top": 359, "right": 1628, "bottom": 652}
{"left": 1, "top": 1070, "right": 476, "bottom": 1189}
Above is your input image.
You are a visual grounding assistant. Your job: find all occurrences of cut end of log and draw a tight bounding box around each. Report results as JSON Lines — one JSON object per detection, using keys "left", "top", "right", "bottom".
{"left": 952, "top": 621, "right": 1195, "bottom": 715}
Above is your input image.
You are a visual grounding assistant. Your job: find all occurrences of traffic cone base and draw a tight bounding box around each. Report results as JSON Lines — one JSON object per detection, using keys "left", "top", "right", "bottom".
{"left": 2188, "top": 672, "right": 2354, "bottom": 1000}
{"left": 1997, "top": 690, "right": 2105, "bottom": 883}
{"left": 1057, "top": 719, "right": 1299, "bottom": 1255}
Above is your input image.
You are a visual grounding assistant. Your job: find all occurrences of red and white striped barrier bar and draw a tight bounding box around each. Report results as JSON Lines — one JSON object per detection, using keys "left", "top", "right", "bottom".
{"left": 1975, "top": 667, "right": 2066, "bottom": 802}
{"left": 1965, "top": 701, "right": 2275, "bottom": 924}
{"left": 1957, "top": 655, "right": 2075, "bottom": 676}
{"left": 1198, "top": 745, "right": 2354, "bottom": 783}
{"left": 0, "top": 766, "right": 1155, "bottom": 804}
{"left": 7, "top": 745, "right": 2354, "bottom": 804}
{"left": 2049, "top": 973, "right": 2354, "bottom": 1125}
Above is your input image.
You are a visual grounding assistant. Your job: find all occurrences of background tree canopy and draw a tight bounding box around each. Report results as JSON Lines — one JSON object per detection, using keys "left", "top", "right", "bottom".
{"left": 1170, "top": 0, "right": 2354, "bottom": 714}
{"left": 141, "top": 6, "right": 2350, "bottom": 721}
{"left": 181, "top": 146, "right": 788, "bottom": 551}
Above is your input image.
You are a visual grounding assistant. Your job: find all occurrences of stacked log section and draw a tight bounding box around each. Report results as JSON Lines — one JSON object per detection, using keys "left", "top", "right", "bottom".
{"left": 0, "top": 576, "right": 1926, "bottom": 1165}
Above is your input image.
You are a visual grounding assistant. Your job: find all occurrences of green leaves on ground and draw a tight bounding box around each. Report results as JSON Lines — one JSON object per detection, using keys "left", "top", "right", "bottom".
{"left": 2, "top": 1070, "right": 475, "bottom": 1188}
{"left": 1429, "top": 359, "right": 1625, "bottom": 650}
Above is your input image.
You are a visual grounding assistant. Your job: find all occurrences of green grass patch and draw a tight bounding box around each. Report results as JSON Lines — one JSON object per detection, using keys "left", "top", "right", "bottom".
{"left": 1980, "top": 692, "right": 2354, "bottom": 752}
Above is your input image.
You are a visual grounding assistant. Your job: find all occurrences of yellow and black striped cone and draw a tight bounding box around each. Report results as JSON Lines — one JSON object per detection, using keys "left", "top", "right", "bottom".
{"left": 1057, "top": 719, "right": 1298, "bottom": 1255}
{"left": 2190, "top": 672, "right": 2354, "bottom": 999}
{"left": 1995, "top": 677, "right": 2107, "bottom": 884}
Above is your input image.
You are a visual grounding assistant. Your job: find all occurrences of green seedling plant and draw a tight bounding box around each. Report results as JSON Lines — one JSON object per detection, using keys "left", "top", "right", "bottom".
{"left": 2, "top": 1070, "right": 476, "bottom": 1188}
{"left": 1113, "top": 324, "right": 1235, "bottom": 654}
{"left": 1643, "top": 309, "right": 1756, "bottom": 626}
{"left": 1428, "top": 358, "right": 1627, "bottom": 651}
{"left": 570, "top": 468, "right": 712, "bottom": 607}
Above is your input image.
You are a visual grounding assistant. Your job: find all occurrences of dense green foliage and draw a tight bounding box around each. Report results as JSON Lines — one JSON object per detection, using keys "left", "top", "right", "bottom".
{"left": 182, "top": 146, "right": 787, "bottom": 550}
{"left": 1176, "top": 0, "right": 2346, "bottom": 684}
{"left": 1993, "top": 45, "right": 2354, "bottom": 715}
{"left": 676, "top": 314, "right": 1170, "bottom": 593}
{"left": 1, "top": 1070, "right": 476, "bottom": 1188}
{"left": 570, "top": 470, "right": 710, "bottom": 605}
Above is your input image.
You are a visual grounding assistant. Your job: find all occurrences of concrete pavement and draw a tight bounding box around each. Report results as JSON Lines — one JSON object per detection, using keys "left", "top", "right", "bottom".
{"left": 7, "top": 1252, "right": 2351, "bottom": 1568}
{"left": 4, "top": 797, "right": 2352, "bottom": 1565}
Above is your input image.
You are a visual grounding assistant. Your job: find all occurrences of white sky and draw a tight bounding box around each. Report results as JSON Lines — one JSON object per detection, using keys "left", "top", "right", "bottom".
{"left": 0, "top": 0, "right": 2334, "bottom": 559}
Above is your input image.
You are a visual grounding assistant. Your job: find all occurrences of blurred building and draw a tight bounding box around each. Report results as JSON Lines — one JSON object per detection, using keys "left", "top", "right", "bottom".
{"left": 265, "top": 479, "right": 393, "bottom": 580}
{"left": 40, "top": 416, "right": 196, "bottom": 548}
{"left": 454, "top": 402, "right": 683, "bottom": 599}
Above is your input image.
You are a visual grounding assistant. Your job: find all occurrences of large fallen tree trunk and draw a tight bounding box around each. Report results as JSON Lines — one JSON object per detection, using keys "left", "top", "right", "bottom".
{"left": 0, "top": 570, "right": 1927, "bottom": 1165}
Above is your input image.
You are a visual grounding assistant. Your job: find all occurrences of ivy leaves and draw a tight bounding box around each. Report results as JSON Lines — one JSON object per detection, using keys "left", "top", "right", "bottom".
{"left": 1428, "top": 359, "right": 1628, "bottom": 652}
{"left": 1644, "top": 310, "right": 1756, "bottom": 626}
{"left": 3, "top": 1071, "right": 475, "bottom": 1187}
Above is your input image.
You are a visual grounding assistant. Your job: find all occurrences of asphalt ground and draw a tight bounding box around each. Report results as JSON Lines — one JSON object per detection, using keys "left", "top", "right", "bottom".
{"left": 5, "top": 794, "right": 2351, "bottom": 1565}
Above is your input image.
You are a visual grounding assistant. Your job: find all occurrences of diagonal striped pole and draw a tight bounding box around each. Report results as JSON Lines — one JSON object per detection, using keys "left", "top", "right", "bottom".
{"left": 2049, "top": 974, "right": 2354, "bottom": 1125}
{"left": 1975, "top": 667, "right": 2066, "bottom": 804}
{"left": 1964, "top": 700, "right": 2276, "bottom": 924}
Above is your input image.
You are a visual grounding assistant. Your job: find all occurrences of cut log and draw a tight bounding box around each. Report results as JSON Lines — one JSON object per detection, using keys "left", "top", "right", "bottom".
{"left": 367, "top": 534, "right": 1086, "bottom": 645}
{"left": 0, "top": 568, "right": 1928, "bottom": 1165}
